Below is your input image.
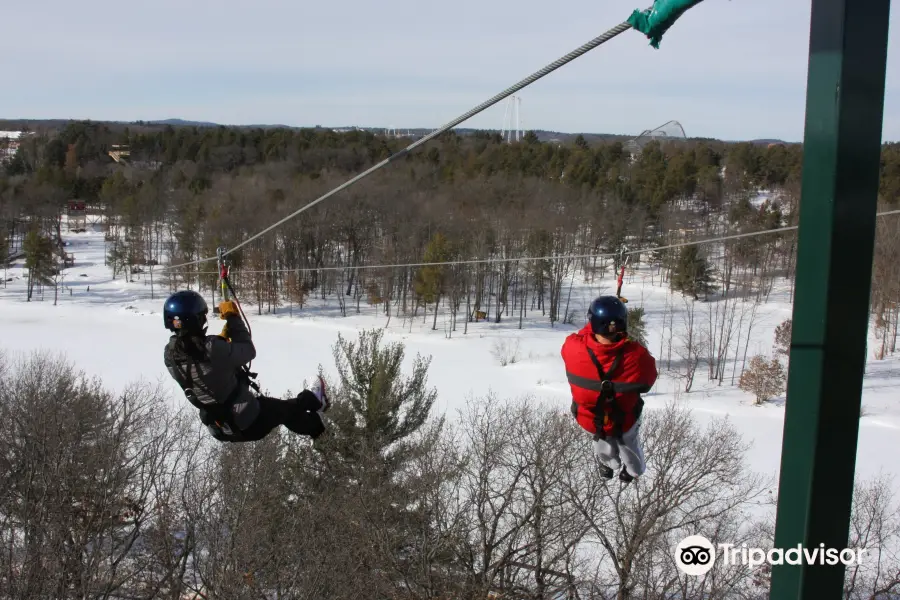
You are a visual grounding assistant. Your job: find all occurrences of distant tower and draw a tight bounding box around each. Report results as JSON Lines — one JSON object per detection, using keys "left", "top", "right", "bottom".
{"left": 501, "top": 96, "right": 523, "bottom": 142}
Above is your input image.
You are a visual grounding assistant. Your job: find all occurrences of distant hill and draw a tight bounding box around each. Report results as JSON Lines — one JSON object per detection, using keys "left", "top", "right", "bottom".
{"left": 0, "top": 118, "right": 75, "bottom": 131}
{"left": 0, "top": 117, "right": 796, "bottom": 145}
{"left": 146, "top": 118, "right": 220, "bottom": 127}
{"left": 748, "top": 138, "right": 793, "bottom": 145}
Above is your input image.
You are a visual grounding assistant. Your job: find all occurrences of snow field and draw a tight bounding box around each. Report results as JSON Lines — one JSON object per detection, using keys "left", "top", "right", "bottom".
{"left": 2, "top": 217, "right": 899, "bottom": 502}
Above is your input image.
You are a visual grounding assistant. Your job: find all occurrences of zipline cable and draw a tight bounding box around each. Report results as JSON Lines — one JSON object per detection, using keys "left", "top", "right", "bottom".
{"left": 177, "top": 209, "right": 900, "bottom": 275}
{"left": 160, "top": 18, "right": 637, "bottom": 271}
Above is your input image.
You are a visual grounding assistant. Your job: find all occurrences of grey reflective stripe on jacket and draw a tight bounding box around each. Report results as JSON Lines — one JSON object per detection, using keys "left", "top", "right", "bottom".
{"left": 164, "top": 314, "right": 260, "bottom": 430}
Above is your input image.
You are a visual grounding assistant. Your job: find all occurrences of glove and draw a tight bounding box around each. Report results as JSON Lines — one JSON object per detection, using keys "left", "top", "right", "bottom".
{"left": 218, "top": 300, "right": 239, "bottom": 319}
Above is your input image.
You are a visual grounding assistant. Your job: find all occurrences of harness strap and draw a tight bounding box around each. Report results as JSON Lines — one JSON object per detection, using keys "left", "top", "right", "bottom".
{"left": 584, "top": 346, "right": 626, "bottom": 440}
{"left": 169, "top": 340, "right": 247, "bottom": 437}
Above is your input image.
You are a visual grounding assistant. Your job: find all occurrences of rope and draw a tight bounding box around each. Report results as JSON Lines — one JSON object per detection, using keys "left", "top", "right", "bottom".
{"left": 160, "top": 19, "right": 637, "bottom": 271}
{"left": 173, "top": 209, "right": 900, "bottom": 275}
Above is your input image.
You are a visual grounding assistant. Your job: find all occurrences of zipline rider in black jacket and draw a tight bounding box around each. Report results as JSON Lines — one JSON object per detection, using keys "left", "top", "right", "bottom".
{"left": 162, "top": 290, "right": 329, "bottom": 442}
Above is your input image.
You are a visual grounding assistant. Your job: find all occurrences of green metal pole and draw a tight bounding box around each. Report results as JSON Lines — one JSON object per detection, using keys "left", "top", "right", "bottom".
{"left": 769, "top": 0, "right": 890, "bottom": 598}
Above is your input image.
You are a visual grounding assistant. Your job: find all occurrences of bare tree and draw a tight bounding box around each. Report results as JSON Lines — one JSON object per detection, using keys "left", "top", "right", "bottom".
{"left": 749, "top": 474, "right": 900, "bottom": 600}
{"left": 731, "top": 299, "right": 762, "bottom": 385}
{"left": 502, "top": 398, "right": 594, "bottom": 598}
{"left": 451, "top": 393, "right": 535, "bottom": 597}
{"left": 562, "top": 403, "right": 770, "bottom": 600}
{"left": 0, "top": 350, "right": 202, "bottom": 600}
{"left": 491, "top": 338, "right": 522, "bottom": 367}
{"left": 773, "top": 318, "right": 792, "bottom": 359}
{"left": 674, "top": 296, "right": 707, "bottom": 392}
{"left": 185, "top": 431, "right": 352, "bottom": 599}
{"left": 739, "top": 356, "right": 786, "bottom": 405}
{"left": 871, "top": 211, "right": 900, "bottom": 359}
{"left": 843, "top": 474, "right": 900, "bottom": 599}
{"left": 435, "top": 394, "right": 599, "bottom": 599}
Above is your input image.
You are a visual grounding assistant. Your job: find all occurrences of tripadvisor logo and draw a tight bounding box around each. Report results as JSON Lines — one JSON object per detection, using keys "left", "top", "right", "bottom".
{"left": 675, "top": 535, "right": 868, "bottom": 576}
{"left": 675, "top": 535, "right": 716, "bottom": 576}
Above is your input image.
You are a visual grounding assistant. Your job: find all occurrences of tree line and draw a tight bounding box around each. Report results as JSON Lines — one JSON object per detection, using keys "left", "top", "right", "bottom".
{"left": 2, "top": 334, "right": 897, "bottom": 600}
{"left": 2, "top": 121, "right": 899, "bottom": 359}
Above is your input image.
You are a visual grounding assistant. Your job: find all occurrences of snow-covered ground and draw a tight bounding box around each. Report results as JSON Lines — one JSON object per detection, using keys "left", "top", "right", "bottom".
{"left": 0, "top": 131, "right": 20, "bottom": 162}
{"left": 3, "top": 220, "right": 899, "bottom": 498}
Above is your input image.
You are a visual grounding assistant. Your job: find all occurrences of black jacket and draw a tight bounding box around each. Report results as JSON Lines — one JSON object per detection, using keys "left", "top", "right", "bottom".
{"left": 164, "top": 314, "right": 260, "bottom": 430}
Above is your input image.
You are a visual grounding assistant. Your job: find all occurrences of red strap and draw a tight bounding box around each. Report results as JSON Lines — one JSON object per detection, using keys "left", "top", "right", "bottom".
{"left": 616, "top": 265, "right": 625, "bottom": 297}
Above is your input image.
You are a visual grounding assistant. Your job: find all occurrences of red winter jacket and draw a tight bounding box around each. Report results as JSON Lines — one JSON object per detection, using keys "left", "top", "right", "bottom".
{"left": 561, "top": 325, "right": 658, "bottom": 436}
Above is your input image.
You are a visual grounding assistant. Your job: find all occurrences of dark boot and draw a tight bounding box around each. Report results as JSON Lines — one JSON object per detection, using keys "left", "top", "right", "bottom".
{"left": 296, "top": 375, "right": 329, "bottom": 413}
{"left": 597, "top": 462, "right": 614, "bottom": 479}
{"left": 619, "top": 466, "right": 635, "bottom": 484}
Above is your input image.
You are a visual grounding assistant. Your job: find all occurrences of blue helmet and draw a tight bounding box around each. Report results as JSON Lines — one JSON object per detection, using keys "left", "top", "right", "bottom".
{"left": 588, "top": 295, "right": 627, "bottom": 336}
{"left": 163, "top": 290, "right": 209, "bottom": 334}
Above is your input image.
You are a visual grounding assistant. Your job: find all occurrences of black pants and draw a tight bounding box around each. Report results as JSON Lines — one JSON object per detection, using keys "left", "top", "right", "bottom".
{"left": 204, "top": 390, "right": 325, "bottom": 442}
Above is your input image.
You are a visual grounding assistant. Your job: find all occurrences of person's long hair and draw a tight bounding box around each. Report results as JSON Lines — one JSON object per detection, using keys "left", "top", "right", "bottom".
{"left": 173, "top": 328, "right": 207, "bottom": 360}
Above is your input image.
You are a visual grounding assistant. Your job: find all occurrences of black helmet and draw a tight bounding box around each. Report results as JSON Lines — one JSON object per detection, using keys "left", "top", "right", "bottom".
{"left": 588, "top": 295, "right": 627, "bottom": 337}
{"left": 163, "top": 290, "right": 209, "bottom": 334}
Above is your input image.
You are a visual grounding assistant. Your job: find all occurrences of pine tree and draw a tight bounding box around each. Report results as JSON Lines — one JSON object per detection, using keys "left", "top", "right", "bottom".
{"left": 324, "top": 328, "right": 438, "bottom": 470}
{"left": 282, "top": 330, "right": 449, "bottom": 594}
{"left": 0, "top": 230, "right": 8, "bottom": 289}
{"left": 23, "top": 229, "right": 55, "bottom": 301}
{"left": 413, "top": 233, "right": 453, "bottom": 330}
{"left": 106, "top": 234, "right": 129, "bottom": 280}
{"left": 671, "top": 246, "right": 716, "bottom": 300}
{"left": 627, "top": 306, "right": 648, "bottom": 347}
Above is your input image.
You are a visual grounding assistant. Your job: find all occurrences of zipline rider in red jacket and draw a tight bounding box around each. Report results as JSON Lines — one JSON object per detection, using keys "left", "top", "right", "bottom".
{"left": 561, "top": 295, "right": 658, "bottom": 483}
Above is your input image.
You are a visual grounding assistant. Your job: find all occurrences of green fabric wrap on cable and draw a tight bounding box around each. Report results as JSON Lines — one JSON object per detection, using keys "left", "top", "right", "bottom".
{"left": 627, "top": 0, "right": 705, "bottom": 48}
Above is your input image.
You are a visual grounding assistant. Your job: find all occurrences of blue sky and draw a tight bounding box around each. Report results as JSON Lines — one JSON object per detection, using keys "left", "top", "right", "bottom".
{"left": 3, "top": 0, "right": 899, "bottom": 141}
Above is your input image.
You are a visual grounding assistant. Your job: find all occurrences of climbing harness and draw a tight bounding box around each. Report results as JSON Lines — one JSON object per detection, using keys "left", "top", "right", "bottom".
{"left": 567, "top": 346, "right": 643, "bottom": 441}
{"left": 165, "top": 337, "right": 245, "bottom": 439}
{"left": 588, "top": 347, "right": 627, "bottom": 440}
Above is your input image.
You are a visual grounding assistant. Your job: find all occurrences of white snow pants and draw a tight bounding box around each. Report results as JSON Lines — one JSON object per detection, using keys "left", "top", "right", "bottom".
{"left": 593, "top": 418, "right": 646, "bottom": 477}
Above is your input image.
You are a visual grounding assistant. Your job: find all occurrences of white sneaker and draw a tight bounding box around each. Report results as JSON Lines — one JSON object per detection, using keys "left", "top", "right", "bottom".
{"left": 304, "top": 375, "right": 330, "bottom": 413}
